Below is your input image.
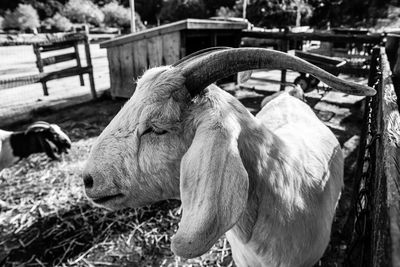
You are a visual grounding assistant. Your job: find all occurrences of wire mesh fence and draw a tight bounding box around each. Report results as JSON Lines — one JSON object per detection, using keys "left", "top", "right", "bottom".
{"left": 343, "top": 46, "right": 399, "bottom": 267}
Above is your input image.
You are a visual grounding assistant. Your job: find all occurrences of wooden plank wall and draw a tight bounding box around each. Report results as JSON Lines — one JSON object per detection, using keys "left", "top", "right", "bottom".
{"left": 119, "top": 43, "right": 134, "bottom": 96}
{"left": 163, "top": 32, "right": 181, "bottom": 65}
{"left": 380, "top": 48, "right": 400, "bottom": 267}
{"left": 147, "top": 36, "right": 163, "bottom": 67}
{"left": 107, "top": 47, "right": 122, "bottom": 97}
{"left": 108, "top": 31, "right": 181, "bottom": 98}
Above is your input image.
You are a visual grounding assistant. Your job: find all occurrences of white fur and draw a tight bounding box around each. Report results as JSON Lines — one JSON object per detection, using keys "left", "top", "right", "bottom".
{"left": 260, "top": 84, "right": 305, "bottom": 108}
{"left": 0, "top": 130, "right": 19, "bottom": 171}
{"left": 84, "top": 66, "right": 344, "bottom": 267}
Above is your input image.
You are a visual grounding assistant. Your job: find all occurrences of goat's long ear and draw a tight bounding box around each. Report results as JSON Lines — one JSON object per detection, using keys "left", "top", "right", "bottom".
{"left": 171, "top": 120, "right": 249, "bottom": 258}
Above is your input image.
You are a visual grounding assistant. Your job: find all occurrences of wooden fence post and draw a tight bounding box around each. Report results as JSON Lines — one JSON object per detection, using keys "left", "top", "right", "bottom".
{"left": 279, "top": 28, "right": 289, "bottom": 91}
{"left": 84, "top": 35, "right": 97, "bottom": 99}
{"left": 33, "top": 44, "right": 49, "bottom": 96}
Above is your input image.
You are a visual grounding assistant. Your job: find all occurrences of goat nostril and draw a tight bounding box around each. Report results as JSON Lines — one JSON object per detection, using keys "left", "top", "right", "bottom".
{"left": 83, "top": 174, "right": 94, "bottom": 188}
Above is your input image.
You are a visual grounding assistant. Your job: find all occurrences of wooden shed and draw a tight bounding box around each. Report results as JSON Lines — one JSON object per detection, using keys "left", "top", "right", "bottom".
{"left": 100, "top": 19, "right": 248, "bottom": 98}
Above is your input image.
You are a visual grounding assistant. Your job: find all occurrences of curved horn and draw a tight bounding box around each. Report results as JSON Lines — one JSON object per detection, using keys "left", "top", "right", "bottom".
{"left": 172, "top": 47, "right": 233, "bottom": 67}
{"left": 26, "top": 121, "right": 51, "bottom": 133}
{"left": 177, "top": 48, "right": 376, "bottom": 97}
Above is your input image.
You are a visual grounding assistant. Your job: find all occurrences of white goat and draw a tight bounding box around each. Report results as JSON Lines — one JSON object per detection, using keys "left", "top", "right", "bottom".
{"left": 260, "top": 84, "right": 305, "bottom": 108}
{"left": 0, "top": 121, "right": 71, "bottom": 171}
{"left": 83, "top": 48, "right": 375, "bottom": 267}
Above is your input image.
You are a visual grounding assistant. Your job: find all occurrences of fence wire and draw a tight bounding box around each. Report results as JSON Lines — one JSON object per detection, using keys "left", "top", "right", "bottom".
{"left": 344, "top": 47, "right": 391, "bottom": 267}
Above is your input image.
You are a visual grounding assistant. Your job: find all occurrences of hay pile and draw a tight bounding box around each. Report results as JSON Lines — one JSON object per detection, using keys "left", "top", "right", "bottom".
{"left": 0, "top": 99, "right": 233, "bottom": 266}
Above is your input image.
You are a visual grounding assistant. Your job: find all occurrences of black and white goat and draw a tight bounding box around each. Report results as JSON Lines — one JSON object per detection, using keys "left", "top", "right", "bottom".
{"left": 0, "top": 121, "right": 71, "bottom": 170}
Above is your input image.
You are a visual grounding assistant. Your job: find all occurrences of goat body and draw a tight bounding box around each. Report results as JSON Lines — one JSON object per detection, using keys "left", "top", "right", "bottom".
{"left": 178, "top": 85, "right": 342, "bottom": 266}
{"left": 0, "top": 122, "right": 71, "bottom": 171}
{"left": 227, "top": 89, "right": 343, "bottom": 266}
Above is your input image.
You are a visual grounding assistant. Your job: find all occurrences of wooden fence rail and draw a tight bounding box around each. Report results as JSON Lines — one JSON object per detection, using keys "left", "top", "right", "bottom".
{"left": 241, "top": 30, "right": 384, "bottom": 44}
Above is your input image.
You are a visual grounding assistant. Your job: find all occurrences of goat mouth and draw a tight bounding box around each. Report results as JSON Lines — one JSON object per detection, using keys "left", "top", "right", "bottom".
{"left": 91, "top": 193, "right": 124, "bottom": 204}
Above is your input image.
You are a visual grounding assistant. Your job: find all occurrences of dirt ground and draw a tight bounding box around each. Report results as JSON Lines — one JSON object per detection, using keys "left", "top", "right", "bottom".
{"left": 0, "top": 81, "right": 364, "bottom": 266}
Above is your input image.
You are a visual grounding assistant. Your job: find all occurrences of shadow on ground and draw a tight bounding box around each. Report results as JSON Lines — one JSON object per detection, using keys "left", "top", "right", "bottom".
{"left": 0, "top": 200, "right": 181, "bottom": 266}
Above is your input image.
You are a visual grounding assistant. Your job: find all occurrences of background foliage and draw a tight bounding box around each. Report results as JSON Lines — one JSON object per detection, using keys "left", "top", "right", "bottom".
{"left": 102, "top": 1, "right": 145, "bottom": 31}
{"left": 3, "top": 4, "right": 40, "bottom": 31}
{"left": 63, "top": 0, "right": 104, "bottom": 26}
{"left": 0, "top": 0, "right": 399, "bottom": 32}
{"left": 42, "top": 12, "right": 72, "bottom": 32}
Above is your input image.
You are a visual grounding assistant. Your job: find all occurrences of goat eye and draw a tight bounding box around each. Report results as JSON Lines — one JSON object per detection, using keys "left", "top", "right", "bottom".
{"left": 153, "top": 128, "right": 168, "bottom": 135}
{"left": 142, "top": 127, "right": 168, "bottom": 136}
{"left": 142, "top": 128, "right": 153, "bottom": 135}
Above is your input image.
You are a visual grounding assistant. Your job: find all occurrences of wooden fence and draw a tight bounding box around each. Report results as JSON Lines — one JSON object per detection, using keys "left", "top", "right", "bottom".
{"left": 0, "top": 33, "right": 97, "bottom": 99}
{"left": 376, "top": 47, "right": 400, "bottom": 267}
{"left": 345, "top": 47, "right": 400, "bottom": 267}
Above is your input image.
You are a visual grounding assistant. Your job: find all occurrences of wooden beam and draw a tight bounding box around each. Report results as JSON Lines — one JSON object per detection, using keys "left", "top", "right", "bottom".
{"left": 42, "top": 52, "right": 76, "bottom": 66}
{"left": 241, "top": 30, "right": 383, "bottom": 44}
{"left": 100, "top": 19, "right": 247, "bottom": 48}
{"left": 39, "top": 66, "right": 92, "bottom": 82}
{"left": 0, "top": 33, "right": 86, "bottom": 46}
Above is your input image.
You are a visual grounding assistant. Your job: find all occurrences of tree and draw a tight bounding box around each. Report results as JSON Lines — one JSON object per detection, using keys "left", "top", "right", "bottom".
{"left": 203, "top": 0, "right": 237, "bottom": 16}
{"left": 159, "top": 0, "right": 207, "bottom": 23}
{"left": 216, "top": 6, "right": 239, "bottom": 18}
{"left": 63, "top": 0, "right": 104, "bottom": 26}
{"left": 134, "top": 0, "right": 163, "bottom": 25}
{"left": 42, "top": 12, "right": 73, "bottom": 32}
{"left": 239, "top": 0, "right": 313, "bottom": 28}
{"left": 102, "top": 0, "right": 145, "bottom": 31}
{"left": 3, "top": 4, "right": 40, "bottom": 31}
{"left": 102, "top": 1, "right": 130, "bottom": 27}
{"left": 21, "top": 0, "right": 65, "bottom": 20}
{"left": 307, "top": 0, "right": 391, "bottom": 28}
{"left": 293, "top": 0, "right": 312, "bottom": 27}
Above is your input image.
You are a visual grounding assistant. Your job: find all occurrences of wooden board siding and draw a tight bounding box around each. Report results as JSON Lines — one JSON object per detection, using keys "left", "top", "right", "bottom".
{"left": 106, "top": 32, "right": 181, "bottom": 98}
{"left": 147, "top": 36, "right": 163, "bottom": 68}
{"left": 162, "top": 32, "right": 181, "bottom": 65}
{"left": 132, "top": 39, "right": 148, "bottom": 79}
{"left": 107, "top": 47, "right": 122, "bottom": 97}
{"left": 119, "top": 43, "right": 135, "bottom": 94}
